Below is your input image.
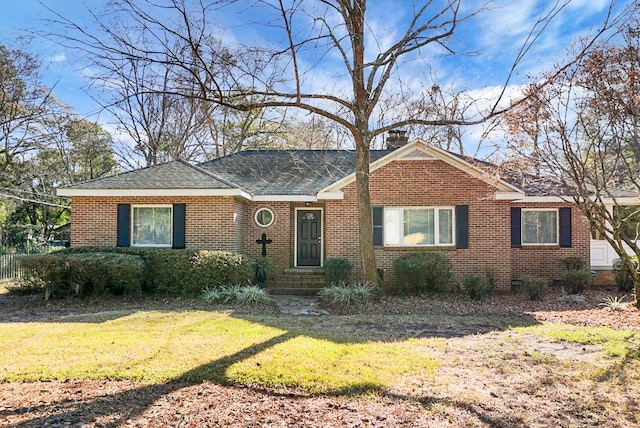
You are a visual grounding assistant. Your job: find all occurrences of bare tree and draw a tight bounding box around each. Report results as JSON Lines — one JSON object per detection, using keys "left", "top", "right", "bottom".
{"left": 504, "top": 9, "right": 640, "bottom": 303}
{"left": 53, "top": 0, "right": 619, "bottom": 284}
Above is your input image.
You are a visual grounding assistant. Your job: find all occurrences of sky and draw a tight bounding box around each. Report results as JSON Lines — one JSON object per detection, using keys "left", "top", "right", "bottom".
{"left": 0, "top": 0, "right": 630, "bottom": 154}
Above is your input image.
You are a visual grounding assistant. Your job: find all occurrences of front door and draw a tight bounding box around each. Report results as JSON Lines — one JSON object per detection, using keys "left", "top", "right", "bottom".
{"left": 296, "top": 209, "right": 322, "bottom": 266}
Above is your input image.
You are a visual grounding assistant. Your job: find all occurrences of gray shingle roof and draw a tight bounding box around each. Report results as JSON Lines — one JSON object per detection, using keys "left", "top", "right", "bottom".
{"left": 62, "top": 146, "right": 637, "bottom": 200}
{"left": 63, "top": 160, "right": 234, "bottom": 190}
{"left": 199, "top": 150, "right": 392, "bottom": 195}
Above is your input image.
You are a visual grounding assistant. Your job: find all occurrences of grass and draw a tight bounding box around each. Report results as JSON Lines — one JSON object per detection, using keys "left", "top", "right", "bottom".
{"left": 0, "top": 310, "right": 439, "bottom": 392}
{"left": 2, "top": 300, "right": 640, "bottom": 426}
{"left": 523, "top": 323, "right": 640, "bottom": 358}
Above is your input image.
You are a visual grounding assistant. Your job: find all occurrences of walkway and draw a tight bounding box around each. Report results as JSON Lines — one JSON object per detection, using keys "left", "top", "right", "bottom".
{"left": 271, "top": 294, "right": 330, "bottom": 316}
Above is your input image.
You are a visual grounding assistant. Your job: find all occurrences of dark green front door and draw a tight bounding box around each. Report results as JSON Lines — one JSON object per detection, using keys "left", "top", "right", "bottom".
{"left": 296, "top": 209, "right": 321, "bottom": 266}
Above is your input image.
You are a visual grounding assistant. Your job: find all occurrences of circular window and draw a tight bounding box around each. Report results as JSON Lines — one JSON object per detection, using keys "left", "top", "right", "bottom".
{"left": 255, "top": 208, "right": 274, "bottom": 227}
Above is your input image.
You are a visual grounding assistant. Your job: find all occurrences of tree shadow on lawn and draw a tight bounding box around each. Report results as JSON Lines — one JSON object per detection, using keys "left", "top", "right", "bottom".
{"left": 0, "top": 306, "right": 545, "bottom": 427}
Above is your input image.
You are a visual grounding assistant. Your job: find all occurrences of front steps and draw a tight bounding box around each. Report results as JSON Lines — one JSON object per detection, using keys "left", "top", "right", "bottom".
{"left": 267, "top": 268, "right": 327, "bottom": 295}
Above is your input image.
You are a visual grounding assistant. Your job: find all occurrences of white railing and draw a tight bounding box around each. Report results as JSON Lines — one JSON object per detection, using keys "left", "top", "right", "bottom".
{"left": 0, "top": 254, "right": 24, "bottom": 280}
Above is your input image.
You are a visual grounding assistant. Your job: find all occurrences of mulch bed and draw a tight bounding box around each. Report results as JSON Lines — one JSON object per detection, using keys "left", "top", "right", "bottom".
{"left": 1, "top": 286, "right": 639, "bottom": 427}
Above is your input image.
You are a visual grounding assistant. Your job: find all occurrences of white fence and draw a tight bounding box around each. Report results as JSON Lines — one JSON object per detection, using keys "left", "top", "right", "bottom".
{"left": 0, "top": 254, "right": 23, "bottom": 280}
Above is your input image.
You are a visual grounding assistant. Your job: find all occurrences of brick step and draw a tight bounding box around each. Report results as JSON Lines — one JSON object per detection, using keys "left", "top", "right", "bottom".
{"left": 268, "top": 268, "right": 326, "bottom": 295}
{"left": 268, "top": 287, "right": 324, "bottom": 296}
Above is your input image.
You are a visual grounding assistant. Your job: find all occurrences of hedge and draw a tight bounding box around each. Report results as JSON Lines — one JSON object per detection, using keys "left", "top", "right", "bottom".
{"left": 18, "top": 248, "right": 256, "bottom": 298}
{"left": 18, "top": 252, "right": 143, "bottom": 298}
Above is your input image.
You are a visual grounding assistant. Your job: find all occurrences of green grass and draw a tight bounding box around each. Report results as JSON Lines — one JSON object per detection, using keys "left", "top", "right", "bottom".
{"left": 2, "top": 308, "right": 640, "bottom": 398}
{"left": 0, "top": 310, "right": 439, "bottom": 393}
{"left": 522, "top": 323, "right": 640, "bottom": 359}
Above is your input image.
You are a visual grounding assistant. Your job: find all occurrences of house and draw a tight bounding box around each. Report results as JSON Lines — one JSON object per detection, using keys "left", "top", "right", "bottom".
{"left": 57, "top": 138, "right": 594, "bottom": 293}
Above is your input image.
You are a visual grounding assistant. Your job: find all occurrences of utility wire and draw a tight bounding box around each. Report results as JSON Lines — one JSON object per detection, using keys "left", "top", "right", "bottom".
{"left": 0, "top": 193, "right": 70, "bottom": 208}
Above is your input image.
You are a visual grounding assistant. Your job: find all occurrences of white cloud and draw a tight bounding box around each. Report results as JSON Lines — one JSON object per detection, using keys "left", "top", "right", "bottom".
{"left": 49, "top": 52, "right": 67, "bottom": 63}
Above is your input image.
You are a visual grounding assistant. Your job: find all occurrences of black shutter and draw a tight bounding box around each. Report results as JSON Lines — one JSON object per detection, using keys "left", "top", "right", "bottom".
{"left": 372, "top": 206, "right": 384, "bottom": 247}
{"left": 455, "top": 205, "right": 469, "bottom": 249}
{"left": 559, "top": 207, "right": 572, "bottom": 247}
{"left": 117, "top": 204, "right": 130, "bottom": 247}
{"left": 173, "top": 203, "right": 186, "bottom": 249}
{"left": 511, "top": 207, "right": 522, "bottom": 248}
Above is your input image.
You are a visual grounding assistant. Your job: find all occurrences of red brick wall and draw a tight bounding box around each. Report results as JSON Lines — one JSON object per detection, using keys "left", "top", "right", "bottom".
{"left": 70, "top": 196, "right": 242, "bottom": 251}
{"left": 241, "top": 202, "right": 294, "bottom": 276}
{"left": 324, "top": 159, "right": 591, "bottom": 289}
{"left": 511, "top": 203, "right": 591, "bottom": 282}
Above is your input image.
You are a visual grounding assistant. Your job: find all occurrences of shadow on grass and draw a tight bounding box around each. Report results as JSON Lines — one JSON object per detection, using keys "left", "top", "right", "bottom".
{"left": 0, "top": 293, "right": 547, "bottom": 427}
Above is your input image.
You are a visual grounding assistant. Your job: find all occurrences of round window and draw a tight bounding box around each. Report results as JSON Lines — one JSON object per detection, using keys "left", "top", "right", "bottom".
{"left": 255, "top": 208, "right": 274, "bottom": 227}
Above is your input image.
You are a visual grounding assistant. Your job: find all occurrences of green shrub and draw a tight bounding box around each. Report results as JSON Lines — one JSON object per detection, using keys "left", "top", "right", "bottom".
{"left": 19, "top": 247, "right": 254, "bottom": 298}
{"left": 522, "top": 275, "right": 548, "bottom": 301}
{"left": 612, "top": 257, "right": 638, "bottom": 292}
{"left": 250, "top": 257, "right": 274, "bottom": 280}
{"left": 17, "top": 252, "right": 143, "bottom": 299}
{"left": 323, "top": 258, "right": 353, "bottom": 284}
{"left": 190, "top": 251, "right": 253, "bottom": 291}
{"left": 392, "top": 252, "right": 452, "bottom": 294}
{"left": 461, "top": 273, "right": 496, "bottom": 301}
{"left": 319, "top": 281, "right": 375, "bottom": 306}
{"left": 563, "top": 269, "right": 592, "bottom": 294}
{"left": 202, "top": 284, "right": 271, "bottom": 305}
{"left": 559, "top": 256, "right": 586, "bottom": 271}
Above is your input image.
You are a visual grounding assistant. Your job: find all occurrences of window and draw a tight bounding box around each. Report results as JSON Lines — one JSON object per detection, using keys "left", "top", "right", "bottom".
{"left": 383, "top": 207, "right": 455, "bottom": 246}
{"left": 255, "top": 208, "right": 274, "bottom": 227}
{"left": 132, "top": 206, "right": 172, "bottom": 247}
{"left": 522, "top": 209, "right": 558, "bottom": 245}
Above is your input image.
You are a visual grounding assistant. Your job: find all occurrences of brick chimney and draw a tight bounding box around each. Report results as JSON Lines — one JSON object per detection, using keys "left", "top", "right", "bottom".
{"left": 386, "top": 129, "right": 409, "bottom": 150}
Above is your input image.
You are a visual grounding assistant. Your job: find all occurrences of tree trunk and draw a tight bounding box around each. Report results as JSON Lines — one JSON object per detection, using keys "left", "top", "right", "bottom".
{"left": 354, "top": 135, "right": 379, "bottom": 286}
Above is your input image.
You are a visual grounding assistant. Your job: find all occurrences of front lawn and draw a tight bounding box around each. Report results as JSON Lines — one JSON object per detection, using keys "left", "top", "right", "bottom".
{"left": 1, "top": 289, "right": 640, "bottom": 427}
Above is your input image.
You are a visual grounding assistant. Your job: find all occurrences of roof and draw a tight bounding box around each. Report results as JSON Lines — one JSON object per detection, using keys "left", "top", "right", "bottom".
{"left": 63, "top": 160, "right": 235, "bottom": 190}
{"left": 198, "top": 150, "right": 391, "bottom": 195}
{"left": 58, "top": 140, "right": 637, "bottom": 203}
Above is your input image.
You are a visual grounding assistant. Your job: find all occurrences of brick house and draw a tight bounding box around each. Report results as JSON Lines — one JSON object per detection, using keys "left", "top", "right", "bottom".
{"left": 57, "top": 139, "right": 592, "bottom": 292}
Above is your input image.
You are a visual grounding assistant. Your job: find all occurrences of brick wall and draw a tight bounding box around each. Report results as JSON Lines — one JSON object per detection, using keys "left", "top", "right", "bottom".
{"left": 70, "top": 196, "right": 242, "bottom": 251}
{"left": 510, "top": 203, "right": 591, "bottom": 282}
{"left": 324, "top": 159, "right": 591, "bottom": 289}
{"left": 241, "top": 201, "right": 294, "bottom": 276}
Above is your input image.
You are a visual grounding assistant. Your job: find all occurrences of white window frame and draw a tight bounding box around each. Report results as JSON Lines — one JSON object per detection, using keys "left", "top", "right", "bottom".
{"left": 131, "top": 205, "right": 173, "bottom": 247}
{"left": 255, "top": 207, "right": 275, "bottom": 227}
{"left": 384, "top": 206, "right": 455, "bottom": 247}
{"left": 521, "top": 208, "right": 559, "bottom": 246}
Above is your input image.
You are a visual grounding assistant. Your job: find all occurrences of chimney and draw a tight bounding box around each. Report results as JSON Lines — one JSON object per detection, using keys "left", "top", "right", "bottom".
{"left": 386, "top": 129, "right": 409, "bottom": 150}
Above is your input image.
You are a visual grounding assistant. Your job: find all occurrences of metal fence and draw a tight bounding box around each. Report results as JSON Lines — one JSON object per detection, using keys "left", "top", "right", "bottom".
{"left": 0, "top": 254, "right": 23, "bottom": 281}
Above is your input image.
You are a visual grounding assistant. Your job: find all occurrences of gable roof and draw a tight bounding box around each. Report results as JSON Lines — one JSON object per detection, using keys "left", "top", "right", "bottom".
{"left": 320, "top": 140, "right": 524, "bottom": 199}
{"left": 59, "top": 140, "right": 605, "bottom": 202}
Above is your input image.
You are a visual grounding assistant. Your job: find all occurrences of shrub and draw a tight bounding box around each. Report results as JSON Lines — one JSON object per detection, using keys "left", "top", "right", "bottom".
{"left": 393, "top": 252, "right": 452, "bottom": 294}
{"left": 319, "top": 281, "right": 375, "bottom": 306}
{"left": 250, "top": 257, "right": 274, "bottom": 281}
{"left": 323, "top": 258, "right": 353, "bottom": 284}
{"left": 461, "top": 273, "right": 496, "bottom": 301}
{"left": 190, "top": 251, "right": 253, "bottom": 294}
{"left": 17, "top": 252, "right": 143, "bottom": 299}
{"left": 563, "top": 269, "right": 592, "bottom": 294}
{"left": 598, "top": 294, "right": 629, "bottom": 311}
{"left": 612, "top": 257, "right": 638, "bottom": 292}
{"left": 559, "top": 256, "right": 586, "bottom": 271}
{"left": 18, "top": 247, "right": 254, "bottom": 298}
{"left": 202, "top": 284, "right": 271, "bottom": 305}
{"left": 522, "top": 275, "right": 548, "bottom": 301}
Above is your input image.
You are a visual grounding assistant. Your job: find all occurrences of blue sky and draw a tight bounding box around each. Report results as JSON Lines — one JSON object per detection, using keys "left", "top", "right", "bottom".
{"left": 0, "top": 0, "right": 628, "bottom": 149}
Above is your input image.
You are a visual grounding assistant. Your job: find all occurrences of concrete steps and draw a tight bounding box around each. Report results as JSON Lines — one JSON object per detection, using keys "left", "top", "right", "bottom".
{"left": 267, "top": 268, "right": 326, "bottom": 295}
